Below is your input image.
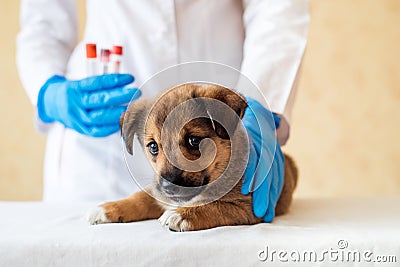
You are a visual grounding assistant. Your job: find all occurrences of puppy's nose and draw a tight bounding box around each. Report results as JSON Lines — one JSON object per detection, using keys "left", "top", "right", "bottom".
{"left": 161, "top": 179, "right": 179, "bottom": 195}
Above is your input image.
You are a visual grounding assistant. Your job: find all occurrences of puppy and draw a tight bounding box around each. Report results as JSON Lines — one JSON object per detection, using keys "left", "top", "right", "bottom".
{"left": 86, "top": 84, "right": 298, "bottom": 231}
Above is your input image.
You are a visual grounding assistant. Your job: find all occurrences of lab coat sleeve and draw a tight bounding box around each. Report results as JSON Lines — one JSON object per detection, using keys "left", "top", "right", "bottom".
{"left": 240, "top": 0, "right": 309, "bottom": 123}
{"left": 16, "top": 0, "right": 78, "bottom": 106}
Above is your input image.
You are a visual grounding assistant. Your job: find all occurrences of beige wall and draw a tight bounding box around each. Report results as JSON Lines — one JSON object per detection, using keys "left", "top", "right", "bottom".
{"left": 287, "top": 0, "right": 400, "bottom": 197}
{"left": 0, "top": 0, "right": 399, "bottom": 201}
{"left": 0, "top": 1, "right": 44, "bottom": 200}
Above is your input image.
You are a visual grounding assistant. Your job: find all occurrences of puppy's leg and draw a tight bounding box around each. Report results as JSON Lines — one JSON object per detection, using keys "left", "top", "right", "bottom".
{"left": 86, "top": 190, "right": 164, "bottom": 225}
{"left": 275, "top": 153, "right": 298, "bottom": 216}
{"left": 158, "top": 199, "right": 262, "bottom": 232}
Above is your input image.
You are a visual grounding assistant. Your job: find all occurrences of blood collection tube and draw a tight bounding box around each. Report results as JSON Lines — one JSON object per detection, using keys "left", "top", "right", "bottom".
{"left": 100, "top": 49, "right": 111, "bottom": 74}
{"left": 110, "top": 46, "right": 123, "bottom": 73}
{"left": 86, "top": 44, "right": 98, "bottom": 76}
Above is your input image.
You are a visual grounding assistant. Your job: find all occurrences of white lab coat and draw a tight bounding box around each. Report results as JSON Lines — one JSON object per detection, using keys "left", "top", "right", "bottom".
{"left": 17, "top": 0, "right": 309, "bottom": 202}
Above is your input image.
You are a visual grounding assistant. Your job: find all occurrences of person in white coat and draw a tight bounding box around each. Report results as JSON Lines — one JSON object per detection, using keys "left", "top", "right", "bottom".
{"left": 17, "top": 0, "right": 309, "bottom": 221}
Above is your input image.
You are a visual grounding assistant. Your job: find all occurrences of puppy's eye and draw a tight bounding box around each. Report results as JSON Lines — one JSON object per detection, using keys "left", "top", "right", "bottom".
{"left": 188, "top": 136, "right": 202, "bottom": 148}
{"left": 147, "top": 141, "right": 159, "bottom": 156}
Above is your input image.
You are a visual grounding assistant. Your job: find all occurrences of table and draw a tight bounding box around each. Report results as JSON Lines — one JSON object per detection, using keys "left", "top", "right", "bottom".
{"left": 1, "top": 197, "right": 399, "bottom": 266}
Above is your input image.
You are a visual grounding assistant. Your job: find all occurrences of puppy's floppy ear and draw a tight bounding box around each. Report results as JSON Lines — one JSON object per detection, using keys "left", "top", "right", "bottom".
{"left": 201, "top": 86, "right": 248, "bottom": 139}
{"left": 218, "top": 89, "right": 248, "bottom": 119}
{"left": 120, "top": 98, "right": 149, "bottom": 154}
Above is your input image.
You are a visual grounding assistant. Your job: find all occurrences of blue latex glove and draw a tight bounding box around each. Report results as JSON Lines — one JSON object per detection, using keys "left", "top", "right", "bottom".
{"left": 242, "top": 98, "right": 285, "bottom": 222}
{"left": 37, "top": 74, "right": 141, "bottom": 137}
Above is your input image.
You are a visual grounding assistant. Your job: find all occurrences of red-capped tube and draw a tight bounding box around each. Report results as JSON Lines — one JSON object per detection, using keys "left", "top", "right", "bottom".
{"left": 100, "top": 49, "right": 110, "bottom": 74}
{"left": 112, "top": 46, "right": 123, "bottom": 55}
{"left": 86, "top": 44, "right": 97, "bottom": 58}
{"left": 100, "top": 49, "right": 111, "bottom": 62}
{"left": 86, "top": 44, "right": 98, "bottom": 76}
{"left": 110, "top": 45, "right": 123, "bottom": 73}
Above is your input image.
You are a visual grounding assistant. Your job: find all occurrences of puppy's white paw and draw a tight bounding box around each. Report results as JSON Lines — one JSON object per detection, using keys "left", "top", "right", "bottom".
{"left": 86, "top": 206, "right": 110, "bottom": 225}
{"left": 158, "top": 209, "right": 191, "bottom": 232}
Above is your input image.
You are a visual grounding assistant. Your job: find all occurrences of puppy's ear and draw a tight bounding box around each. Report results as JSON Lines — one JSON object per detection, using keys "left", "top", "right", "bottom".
{"left": 120, "top": 99, "right": 149, "bottom": 154}
{"left": 119, "top": 112, "right": 126, "bottom": 130}
{"left": 201, "top": 87, "right": 248, "bottom": 139}
{"left": 219, "top": 90, "right": 247, "bottom": 119}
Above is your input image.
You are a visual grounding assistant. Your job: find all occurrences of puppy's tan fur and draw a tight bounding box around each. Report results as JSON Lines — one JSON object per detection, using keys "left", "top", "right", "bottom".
{"left": 89, "top": 84, "right": 298, "bottom": 231}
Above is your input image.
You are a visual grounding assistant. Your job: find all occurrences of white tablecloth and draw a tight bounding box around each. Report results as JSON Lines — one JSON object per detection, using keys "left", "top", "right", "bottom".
{"left": 1, "top": 197, "right": 399, "bottom": 266}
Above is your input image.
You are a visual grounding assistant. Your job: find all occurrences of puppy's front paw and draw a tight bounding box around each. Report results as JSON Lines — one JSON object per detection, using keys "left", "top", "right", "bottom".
{"left": 158, "top": 209, "right": 191, "bottom": 232}
{"left": 86, "top": 206, "right": 110, "bottom": 225}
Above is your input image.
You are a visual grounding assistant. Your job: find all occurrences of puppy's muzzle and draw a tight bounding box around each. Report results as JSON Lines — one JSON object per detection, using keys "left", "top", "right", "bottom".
{"left": 159, "top": 170, "right": 205, "bottom": 200}
{"left": 160, "top": 179, "right": 202, "bottom": 201}
{"left": 161, "top": 179, "right": 179, "bottom": 195}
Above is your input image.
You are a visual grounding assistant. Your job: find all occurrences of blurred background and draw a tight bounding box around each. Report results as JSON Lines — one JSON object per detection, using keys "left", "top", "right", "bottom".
{"left": 0, "top": 0, "right": 399, "bottom": 200}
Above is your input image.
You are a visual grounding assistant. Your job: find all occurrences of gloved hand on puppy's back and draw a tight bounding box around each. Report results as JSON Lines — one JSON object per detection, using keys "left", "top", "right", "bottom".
{"left": 242, "top": 97, "right": 285, "bottom": 223}
{"left": 37, "top": 74, "right": 141, "bottom": 137}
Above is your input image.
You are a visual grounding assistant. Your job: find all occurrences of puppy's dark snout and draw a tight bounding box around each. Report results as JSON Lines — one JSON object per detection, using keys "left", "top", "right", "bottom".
{"left": 160, "top": 169, "right": 183, "bottom": 195}
{"left": 161, "top": 179, "right": 179, "bottom": 195}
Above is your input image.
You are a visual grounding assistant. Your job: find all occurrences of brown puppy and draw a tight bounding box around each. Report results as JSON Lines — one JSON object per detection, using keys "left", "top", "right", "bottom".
{"left": 86, "top": 84, "right": 298, "bottom": 231}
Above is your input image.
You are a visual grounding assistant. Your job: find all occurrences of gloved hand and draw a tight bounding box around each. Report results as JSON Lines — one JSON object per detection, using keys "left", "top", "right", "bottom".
{"left": 37, "top": 74, "right": 141, "bottom": 137}
{"left": 242, "top": 98, "right": 285, "bottom": 222}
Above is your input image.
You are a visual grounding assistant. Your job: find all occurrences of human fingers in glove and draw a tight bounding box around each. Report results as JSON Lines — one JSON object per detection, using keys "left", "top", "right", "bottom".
{"left": 242, "top": 98, "right": 285, "bottom": 223}
{"left": 37, "top": 74, "right": 141, "bottom": 137}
